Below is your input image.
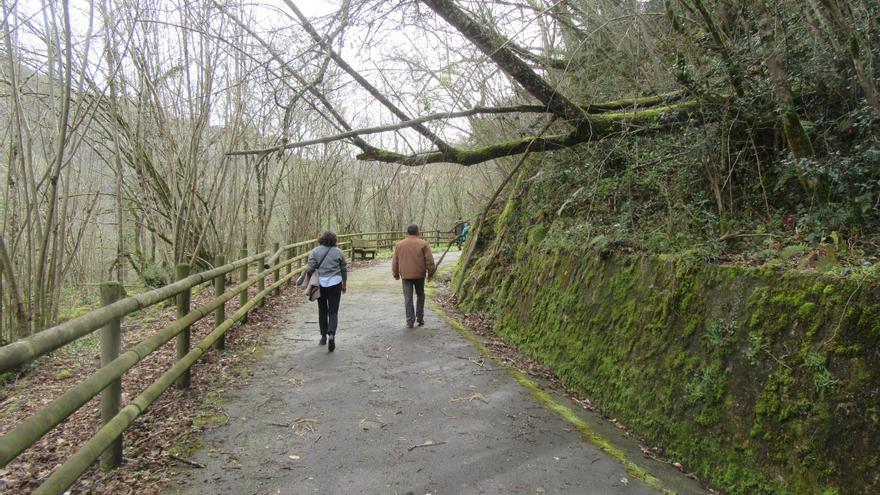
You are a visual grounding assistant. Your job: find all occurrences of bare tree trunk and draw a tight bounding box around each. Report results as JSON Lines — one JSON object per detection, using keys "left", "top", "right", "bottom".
{"left": 102, "top": 0, "right": 126, "bottom": 284}
{"left": 34, "top": 0, "right": 74, "bottom": 331}
{"left": 0, "top": 235, "right": 29, "bottom": 337}
{"left": 812, "top": 0, "right": 880, "bottom": 115}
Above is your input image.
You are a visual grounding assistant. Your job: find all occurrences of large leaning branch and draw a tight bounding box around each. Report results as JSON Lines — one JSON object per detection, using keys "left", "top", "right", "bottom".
{"left": 356, "top": 99, "right": 707, "bottom": 166}
{"left": 226, "top": 91, "right": 686, "bottom": 157}
{"left": 212, "top": 1, "right": 377, "bottom": 153}
{"left": 222, "top": 0, "right": 697, "bottom": 167}
{"left": 420, "top": 0, "right": 587, "bottom": 124}
{"left": 282, "top": 0, "right": 454, "bottom": 154}
{"left": 226, "top": 105, "right": 539, "bottom": 157}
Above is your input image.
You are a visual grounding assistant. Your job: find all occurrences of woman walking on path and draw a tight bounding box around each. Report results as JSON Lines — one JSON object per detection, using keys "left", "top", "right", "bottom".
{"left": 307, "top": 231, "right": 347, "bottom": 352}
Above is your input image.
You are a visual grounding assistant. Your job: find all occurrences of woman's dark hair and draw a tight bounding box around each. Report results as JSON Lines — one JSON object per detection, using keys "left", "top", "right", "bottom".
{"left": 318, "top": 231, "right": 338, "bottom": 246}
{"left": 406, "top": 224, "right": 419, "bottom": 235}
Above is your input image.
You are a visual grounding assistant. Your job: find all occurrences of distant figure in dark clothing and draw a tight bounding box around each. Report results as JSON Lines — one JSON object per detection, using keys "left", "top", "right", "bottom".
{"left": 307, "top": 231, "right": 347, "bottom": 352}
{"left": 392, "top": 224, "right": 436, "bottom": 328}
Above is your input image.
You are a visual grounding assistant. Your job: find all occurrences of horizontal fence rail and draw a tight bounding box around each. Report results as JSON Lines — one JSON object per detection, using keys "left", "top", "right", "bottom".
{"left": 0, "top": 252, "right": 270, "bottom": 373}
{"left": 0, "top": 229, "right": 457, "bottom": 495}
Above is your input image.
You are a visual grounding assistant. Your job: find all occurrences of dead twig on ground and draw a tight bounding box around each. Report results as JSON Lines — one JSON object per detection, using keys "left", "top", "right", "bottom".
{"left": 169, "top": 454, "right": 206, "bottom": 468}
{"left": 449, "top": 393, "right": 488, "bottom": 404}
{"left": 407, "top": 440, "right": 447, "bottom": 452}
{"left": 455, "top": 355, "right": 485, "bottom": 367}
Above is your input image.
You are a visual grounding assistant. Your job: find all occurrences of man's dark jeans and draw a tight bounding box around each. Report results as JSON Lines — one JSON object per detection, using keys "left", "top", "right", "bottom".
{"left": 402, "top": 278, "right": 425, "bottom": 325}
{"left": 317, "top": 283, "right": 342, "bottom": 336}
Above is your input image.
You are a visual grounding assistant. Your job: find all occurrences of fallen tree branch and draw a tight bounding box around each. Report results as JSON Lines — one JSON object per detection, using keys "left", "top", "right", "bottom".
{"left": 356, "top": 98, "right": 707, "bottom": 166}
{"left": 226, "top": 92, "right": 685, "bottom": 157}
{"left": 433, "top": 231, "right": 465, "bottom": 273}
{"left": 283, "top": 0, "right": 453, "bottom": 154}
{"left": 408, "top": 440, "right": 448, "bottom": 452}
{"left": 169, "top": 454, "right": 206, "bottom": 468}
{"left": 454, "top": 117, "right": 556, "bottom": 291}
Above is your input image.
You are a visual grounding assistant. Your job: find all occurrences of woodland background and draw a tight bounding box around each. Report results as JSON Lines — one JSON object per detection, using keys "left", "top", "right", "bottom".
{"left": 1, "top": 0, "right": 878, "bottom": 347}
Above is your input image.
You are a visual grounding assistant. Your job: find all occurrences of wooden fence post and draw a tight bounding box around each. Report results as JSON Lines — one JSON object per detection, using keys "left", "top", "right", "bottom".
{"left": 175, "top": 263, "right": 191, "bottom": 389}
{"left": 99, "top": 282, "right": 123, "bottom": 471}
{"left": 272, "top": 242, "right": 281, "bottom": 296}
{"left": 286, "top": 245, "right": 294, "bottom": 286}
{"left": 213, "top": 255, "right": 226, "bottom": 351}
{"left": 239, "top": 248, "right": 248, "bottom": 324}
{"left": 258, "top": 254, "right": 266, "bottom": 307}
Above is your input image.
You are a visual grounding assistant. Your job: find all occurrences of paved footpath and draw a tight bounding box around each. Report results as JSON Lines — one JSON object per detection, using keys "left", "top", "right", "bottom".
{"left": 172, "top": 253, "right": 707, "bottom": 495}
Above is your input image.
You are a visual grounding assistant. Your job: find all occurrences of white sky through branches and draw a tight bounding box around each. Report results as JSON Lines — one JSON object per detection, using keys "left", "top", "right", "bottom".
{"left": 13, "top": 0, "right": 551, "bottom": 158}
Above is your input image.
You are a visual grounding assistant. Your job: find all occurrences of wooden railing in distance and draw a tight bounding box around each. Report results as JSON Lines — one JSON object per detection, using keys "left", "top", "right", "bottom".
{"left": 0, "top": 229, "right": 455, "bottom": 495}
{"left": 338, "top": 230, "right": 453, "bottom": 254}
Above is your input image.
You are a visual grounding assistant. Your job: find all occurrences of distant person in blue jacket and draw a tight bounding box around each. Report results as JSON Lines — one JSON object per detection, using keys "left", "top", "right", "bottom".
{"left": 457, "top": 222, "right": 471, "bottom": 250}
{"left": 452, "top": 219, "right": 464, "bottom": 249}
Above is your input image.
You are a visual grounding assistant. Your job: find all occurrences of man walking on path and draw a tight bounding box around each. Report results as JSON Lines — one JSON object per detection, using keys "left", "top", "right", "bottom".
{"left": 392, "top": 224, "right": 436, "bottom": 328}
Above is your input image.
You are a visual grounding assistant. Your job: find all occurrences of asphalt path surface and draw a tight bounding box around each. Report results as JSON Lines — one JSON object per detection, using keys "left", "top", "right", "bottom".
{"left": 171, "top": 252, "right": 707, "bottom": 495}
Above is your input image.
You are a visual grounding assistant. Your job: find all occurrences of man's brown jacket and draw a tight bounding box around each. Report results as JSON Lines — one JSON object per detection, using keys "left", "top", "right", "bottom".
{"left": 392, "top": 235, "right": 436, "bottom": 280}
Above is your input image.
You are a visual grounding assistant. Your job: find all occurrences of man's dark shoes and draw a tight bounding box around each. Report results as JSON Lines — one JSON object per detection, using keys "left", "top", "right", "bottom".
{"left": 405, "top": 321, "right": 414, "bottom": 328}
{"left": 319, "top": 335, "right": 327, "bottom": 345}
{"left": 417, "top": 318, "right": 424, "bottom": 326}
{"left": 328, "top": 338, "right": 335, "bottom": 352}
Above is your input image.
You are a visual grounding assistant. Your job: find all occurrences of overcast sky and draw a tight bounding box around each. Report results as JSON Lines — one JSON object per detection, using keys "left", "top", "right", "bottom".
{"left": 10, "top": 0, "right": 530, "bottom": 156}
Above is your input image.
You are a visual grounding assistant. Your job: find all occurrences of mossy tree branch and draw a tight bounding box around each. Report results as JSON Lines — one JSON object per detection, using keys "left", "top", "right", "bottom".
{"left": 282, "top": 0, "right": 454, "bottom": 154}
{"left": 356, "top": 99, "right": 707, "bottom": 166}
{"left": 675, "top": 0, "right": 745, "bottom": 97}
{"left": 227, "top": 91, "right": 686, "bottom": 158}
{"left": 420, "top": 0, "right": 587, "bottom": 123}
{"left": 225, "top": 0, "right": 703, "bottom": 167}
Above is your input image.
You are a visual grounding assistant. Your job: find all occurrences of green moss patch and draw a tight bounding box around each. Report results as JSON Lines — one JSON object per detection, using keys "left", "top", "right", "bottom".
{"left": 455, "top": 189, "right": 880, "bottom": 494}
{"left": 426, "top": 290, "right": 675, "bottom": 494}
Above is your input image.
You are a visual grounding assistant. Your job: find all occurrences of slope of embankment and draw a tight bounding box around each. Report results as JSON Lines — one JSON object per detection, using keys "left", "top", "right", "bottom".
{"left": 454, "top": 163, "right": 880, "bottom": 494}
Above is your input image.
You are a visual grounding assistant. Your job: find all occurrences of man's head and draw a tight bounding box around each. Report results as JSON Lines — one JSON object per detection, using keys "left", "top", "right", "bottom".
{"left": 407, "top": 224, "right": 419, "bottom": 236}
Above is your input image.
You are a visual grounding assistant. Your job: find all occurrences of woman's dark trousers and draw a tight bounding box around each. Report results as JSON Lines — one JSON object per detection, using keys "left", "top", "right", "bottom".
{"left": 317, "top": 283, "right": 343, "bottom": 337}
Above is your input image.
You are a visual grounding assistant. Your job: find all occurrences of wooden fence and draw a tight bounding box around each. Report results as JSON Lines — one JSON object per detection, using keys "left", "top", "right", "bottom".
{"left": 0, "top": 229, "right": 454, "bottom": 494}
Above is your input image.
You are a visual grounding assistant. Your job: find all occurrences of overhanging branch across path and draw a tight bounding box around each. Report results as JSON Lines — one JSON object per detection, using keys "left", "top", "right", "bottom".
{"left": 227, "top": 91, "right": 692, "bottom": 163}
{"left": 355, "top": 98, "right": 707, "bottom": 166}
{"left": 219, "top": 0, "right": 706, "bottom": 167}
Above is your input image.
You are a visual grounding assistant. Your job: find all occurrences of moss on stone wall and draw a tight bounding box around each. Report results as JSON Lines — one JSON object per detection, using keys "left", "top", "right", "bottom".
{"left": 456, "top": 186, "right": 880, "bottom": 494}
